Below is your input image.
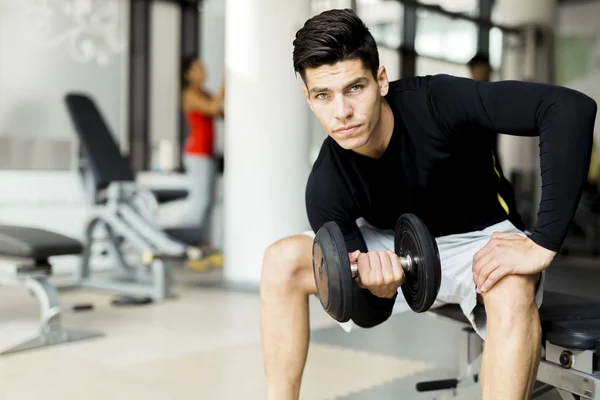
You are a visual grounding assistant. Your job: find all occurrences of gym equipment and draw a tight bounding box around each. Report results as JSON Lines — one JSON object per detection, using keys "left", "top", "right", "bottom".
{"left": 0, "top": 225, "right": 103, "bottom": 355}
{"left": 419, "top": 292, "right": 600, "bottom": 399}
{"left": 64, "top": 93, "right": 209, "bottom": 302}
{"left": 312, "top": 213, "right": 441, "bottom": 322}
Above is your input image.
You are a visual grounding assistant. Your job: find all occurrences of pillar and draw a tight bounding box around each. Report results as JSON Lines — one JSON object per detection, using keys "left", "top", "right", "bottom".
{"left": 128, "top": 0, "right": 151, "bottom": 172}
{"left": 223, "top": 0, "right": 311, "bottom": 283}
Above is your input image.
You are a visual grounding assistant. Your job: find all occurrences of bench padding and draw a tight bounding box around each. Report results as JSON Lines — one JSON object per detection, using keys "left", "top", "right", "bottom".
{"left": 547, "top": 319, "right": 600, "bottom": 350}
{"left": 151, "top": 189, "right": 188, "bottom": 204}
{"left": 0, "top": 226, "right": 82, "bottom": 259}
{"left": 431, "top": 291, "right": 600, "bottom": 353}
{"left": 163, "top": 227, "right": 204, "bottom": 246}
{"left": 431, "top": 292, "right": 600, "bottom": 325}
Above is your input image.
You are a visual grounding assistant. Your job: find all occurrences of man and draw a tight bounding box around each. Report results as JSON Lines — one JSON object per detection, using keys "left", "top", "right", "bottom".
{"left": 260, "top": 9, "right": 597, "bottom": 400}
{"left": 468, "top": 53, "right": 492, "bottom": 82}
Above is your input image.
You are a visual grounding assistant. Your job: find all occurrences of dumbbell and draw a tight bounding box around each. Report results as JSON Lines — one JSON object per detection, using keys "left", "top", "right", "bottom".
{"left": 311, "top": 213, "right": 442, "bottom": 323}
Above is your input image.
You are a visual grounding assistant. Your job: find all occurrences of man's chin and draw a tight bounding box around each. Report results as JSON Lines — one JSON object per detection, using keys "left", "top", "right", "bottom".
{"left": 332, "top": 134, "right": 367, "bottom": 151}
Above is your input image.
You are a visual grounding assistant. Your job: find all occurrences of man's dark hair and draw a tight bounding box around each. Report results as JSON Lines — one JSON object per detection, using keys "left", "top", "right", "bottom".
{"left": 467, "top": 53, "right": 491, "bottom": 69}
{"left": 292, "top": 9, "right": 379, "bottom": 82}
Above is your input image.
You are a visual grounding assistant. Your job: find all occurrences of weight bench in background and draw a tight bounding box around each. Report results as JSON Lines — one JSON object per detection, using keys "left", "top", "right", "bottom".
{"left": 420, "top": 291, "right": 600, "bottom": 399}
{"left": 64, "top": 93, "right": 206, "bottom": 302}
{"left": 0, "top": 226, "right": 103, "bottom": 355}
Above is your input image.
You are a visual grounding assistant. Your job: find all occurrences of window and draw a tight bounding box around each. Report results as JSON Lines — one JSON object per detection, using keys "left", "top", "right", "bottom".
{"left": 311, "top": 0, "right": 353, "bottom": 15}
{"left": 416, "top": 56, "right": 470, "bottom": 78}
{"left": 380, "top": 46, "right": 401, "bottom": 80}
{"left": 489, "top": 27, "right": 503, "bottom": 70}
{"left": 418, "top": 0, "right": 479, "bottom": 16}
{"left": 0, "top": 0, "right": 128, "bottom": 170}
{"left": 359, "top": 0, "right": 403, "bottom": 49}
{"left": 415, "top": 8, "right": 478, "bottom": 64}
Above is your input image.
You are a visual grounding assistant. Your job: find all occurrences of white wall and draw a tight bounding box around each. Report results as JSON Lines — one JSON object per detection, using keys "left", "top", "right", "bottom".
{"left": 0, "top": 0, "right": 129, "bottom": 169}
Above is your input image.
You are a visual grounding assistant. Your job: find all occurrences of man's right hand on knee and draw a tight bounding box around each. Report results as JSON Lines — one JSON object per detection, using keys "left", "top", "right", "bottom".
{"left": 349, "top": 250, "right": 404, "bottom": 299}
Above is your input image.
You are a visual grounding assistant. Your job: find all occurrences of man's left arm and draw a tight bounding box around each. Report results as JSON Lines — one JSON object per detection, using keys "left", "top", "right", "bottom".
{"left": 428, "top": 74, "right": 597, "bottom": 285}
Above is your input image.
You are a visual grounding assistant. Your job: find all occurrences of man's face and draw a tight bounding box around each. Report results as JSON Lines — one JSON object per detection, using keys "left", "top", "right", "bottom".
{"left": 302, "top": 59, "right": 389, "bottom": 151}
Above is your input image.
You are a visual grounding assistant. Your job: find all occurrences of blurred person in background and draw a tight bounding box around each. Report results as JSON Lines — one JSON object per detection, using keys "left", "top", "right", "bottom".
{"left": 180, "top": 56, "right": 225, "bottom": 260}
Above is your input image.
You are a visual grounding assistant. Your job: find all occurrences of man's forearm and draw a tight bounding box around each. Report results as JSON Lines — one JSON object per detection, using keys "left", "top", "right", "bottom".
{"left": 529, "top": 89, "right": 597, "bottom": 252}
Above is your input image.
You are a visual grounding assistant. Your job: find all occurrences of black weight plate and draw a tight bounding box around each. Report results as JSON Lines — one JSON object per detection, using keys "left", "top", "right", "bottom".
{"left": 395, "top": 214, "right": 442, "bottom": 313}
{"left": 312, "top": 222, "right": 354, "bottom": 322}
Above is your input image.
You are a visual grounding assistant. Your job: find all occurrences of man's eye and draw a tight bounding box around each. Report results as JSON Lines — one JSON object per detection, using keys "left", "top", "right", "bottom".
{"left": 350, "top": 85, "right": 362, "bottom": 92}
{"left": 316, "top": 93, "right": 328, "bottom": 99}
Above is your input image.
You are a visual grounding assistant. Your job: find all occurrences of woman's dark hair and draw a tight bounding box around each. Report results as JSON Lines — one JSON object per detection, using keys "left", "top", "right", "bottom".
{"left": 181, "top": 55, "right": 198, "bottom": 88}
{"left": 292, "top": 9, "right": 379, "bottom": 82}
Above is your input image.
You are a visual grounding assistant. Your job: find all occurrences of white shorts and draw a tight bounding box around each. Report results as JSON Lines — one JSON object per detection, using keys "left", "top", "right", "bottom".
{"left": 304, "top": 219, "right": 545, "bottom": 340}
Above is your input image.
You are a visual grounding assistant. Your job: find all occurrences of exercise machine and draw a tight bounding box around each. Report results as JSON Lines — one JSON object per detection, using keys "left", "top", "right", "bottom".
{"left": 420, "top": 292, "right": 600, "bottom": 399}
{"left": 0, "top": 225, "right": 103, "bottom": 355}
{"left": 64, "top": 93, "right": 208, "bottom": 302}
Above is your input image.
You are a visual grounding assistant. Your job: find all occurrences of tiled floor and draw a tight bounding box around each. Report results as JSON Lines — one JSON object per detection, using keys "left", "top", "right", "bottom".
{"left": 0, "top": 257, "right": 597, "bottom": 399}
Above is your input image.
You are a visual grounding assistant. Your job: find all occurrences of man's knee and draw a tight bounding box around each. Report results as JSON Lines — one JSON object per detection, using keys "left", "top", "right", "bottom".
{"left": 261, "top": 235, "right": 314, "bottom": 294}
{"left": 482, "top": 273, "right": 540, "bottom": 322}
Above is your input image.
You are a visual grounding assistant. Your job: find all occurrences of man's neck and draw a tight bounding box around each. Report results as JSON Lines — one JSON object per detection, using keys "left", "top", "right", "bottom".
{"left": 353, "top": 99, "right": 394, "bottom": 159}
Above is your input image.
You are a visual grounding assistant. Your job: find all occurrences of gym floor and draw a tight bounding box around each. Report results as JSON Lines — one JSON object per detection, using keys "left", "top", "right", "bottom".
{"left": 0, "top": 256, "right": 594, "bottom": 399}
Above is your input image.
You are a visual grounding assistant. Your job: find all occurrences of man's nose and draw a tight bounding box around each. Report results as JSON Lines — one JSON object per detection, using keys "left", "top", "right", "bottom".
{"left": 333, "top": 96, "right": 353, "bottom": 120}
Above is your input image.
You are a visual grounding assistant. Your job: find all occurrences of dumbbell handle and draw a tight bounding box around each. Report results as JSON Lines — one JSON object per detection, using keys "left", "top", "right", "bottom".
{"left": 350, "top": 254, "right": 415, "bottom": 278}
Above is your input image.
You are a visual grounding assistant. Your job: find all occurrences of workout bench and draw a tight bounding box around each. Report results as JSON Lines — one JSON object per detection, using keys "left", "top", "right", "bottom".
{"left": 421, "top": 291, "right": 600, "bottom": 399}
{"left": 0, "top": 225, "right": 102, "bottom": 355}
{"left": 64, "top": 93, "right": 207, "bottom": 302}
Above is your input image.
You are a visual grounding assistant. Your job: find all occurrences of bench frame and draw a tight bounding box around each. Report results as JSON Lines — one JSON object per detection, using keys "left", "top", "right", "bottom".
{"left": 0, "top": 257, "right": 103, "bottom": 355}
{"left": 422, "top": 312, "right": 600, "bottom": 399}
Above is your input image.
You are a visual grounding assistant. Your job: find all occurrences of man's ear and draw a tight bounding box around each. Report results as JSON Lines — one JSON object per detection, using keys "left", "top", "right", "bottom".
{"left": 377, "top": 66, "right": 389, "bottom": 96}
{"left": 302, "top": 83, "right": 313, "bottom": 111}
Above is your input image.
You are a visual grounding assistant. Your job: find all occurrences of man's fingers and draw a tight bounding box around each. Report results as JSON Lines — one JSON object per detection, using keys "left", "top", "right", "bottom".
{"left": 368, "top": 252, "right": 382, "bottom": 286}
{"left": 479, "top": 266, "right": 511, "bottom": 293}
{"left": 356, "top": 253, "right": 371, "bottom": 284}
{"left": 378, "top": 251, "right": 394, "bottom": 284}
{"left": 473, "top": 240, "right": 495, "bottom": 264}
{"left": 472, "top": 251, "right": 494, "bottom": 276}
{"left": 354, "top": 276, "right": 366, "bottom": 289}
{"left": 387, "top": 250, "right": 404, "bottom": 284}
{"left": 474, "top": 260, "right": 500, "bottom": 291}
{"left": 348, "top": 250, "right": 361, "bottom": 263}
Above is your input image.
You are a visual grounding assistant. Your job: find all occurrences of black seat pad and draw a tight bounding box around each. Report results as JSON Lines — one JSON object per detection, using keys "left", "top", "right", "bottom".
{"left": 547, "top": 319, "right": 600, "bottom": 350}
{"left": 539, "top": 292, "right": 600, "bottom": 322}
{"left": 151, "top": 189, "right": 188, "bottom": 204}
{"left": 430, "top": 291, "right": 600, "bottom": 334}
{"left": 0, "top": 226, "right": 82, "bottom": 259}
{"left": 429, "top": 304, "right": 469, "bottom": 324}
{"left": 163, "top": 227, "right": 204, "bottom": 246}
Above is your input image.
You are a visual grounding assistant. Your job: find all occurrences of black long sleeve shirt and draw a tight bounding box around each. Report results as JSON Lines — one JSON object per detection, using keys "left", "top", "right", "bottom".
{"left": 305, "top": 74, "right": 597, "bottom": 328}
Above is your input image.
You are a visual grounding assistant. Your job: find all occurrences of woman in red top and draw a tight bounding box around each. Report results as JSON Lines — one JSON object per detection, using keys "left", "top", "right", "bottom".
{"left": 181, "top": 57, "right": 225, "bottom": 231}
